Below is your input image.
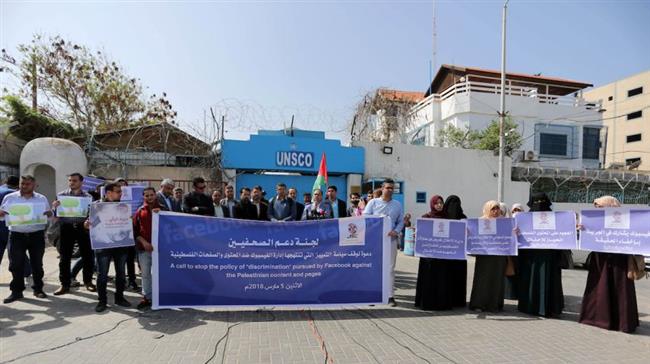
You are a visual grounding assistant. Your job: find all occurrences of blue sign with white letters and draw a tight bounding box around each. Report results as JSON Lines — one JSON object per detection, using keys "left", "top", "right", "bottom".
{"left": 276, "top": 151, "right": 314, "bottom": 168}
{"left": 152, "top": 213, "right": 390, "bottom": 308}
{"left": 222, "top": 130, "right": 364, "bottom": 173}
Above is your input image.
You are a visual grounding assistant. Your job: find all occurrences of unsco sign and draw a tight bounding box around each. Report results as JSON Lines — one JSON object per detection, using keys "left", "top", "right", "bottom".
{"left": 276, "top": 151, "right": 314, "bottom": 168}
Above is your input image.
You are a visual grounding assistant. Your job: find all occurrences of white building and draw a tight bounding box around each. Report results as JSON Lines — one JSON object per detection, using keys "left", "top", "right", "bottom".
{"left": 407, "top": 65, "right": 606, "bottom": 170}
{"left": 356, "top": 141, "right": 530, "bottom": 218}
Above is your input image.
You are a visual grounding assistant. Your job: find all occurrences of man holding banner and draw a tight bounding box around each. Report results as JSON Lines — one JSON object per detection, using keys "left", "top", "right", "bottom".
{"left": 52, "top": 173, "right": 95, "bottom": 295}
{"left": 363, "top": 179, "right": 403, "bottom": 307}
{"left": 1, "top": 175, "right": 52, "bottom": 304}
{"left": 133, "top": 187, "right": 165, "bottom": 309}
{"left": 87, "top": 182, "right": 134, "bottom": 312}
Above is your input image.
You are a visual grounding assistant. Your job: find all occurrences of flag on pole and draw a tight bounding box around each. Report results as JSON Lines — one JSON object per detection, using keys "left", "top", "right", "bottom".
{"left": 312, "top": 153, "right": 328, "bottom": 192}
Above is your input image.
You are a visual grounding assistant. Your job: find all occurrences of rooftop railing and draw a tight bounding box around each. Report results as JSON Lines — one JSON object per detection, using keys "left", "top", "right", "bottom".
{"left": 410, "top": 80, "right": 602, "bottom": 115}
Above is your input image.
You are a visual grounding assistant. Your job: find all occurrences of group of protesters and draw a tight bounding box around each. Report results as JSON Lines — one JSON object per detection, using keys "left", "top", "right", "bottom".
{"left": 413, "top": 193, "right": 641, "bottom": 333}
{"left": 0, "top": 173, "right": 641, "bottom": 333}
{"left": 0, "top": 174, "right": 404, "bottom": 312}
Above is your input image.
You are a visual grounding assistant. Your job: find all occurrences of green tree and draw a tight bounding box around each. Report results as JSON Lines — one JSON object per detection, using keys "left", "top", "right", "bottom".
{"left": 475, "top": 117, "right": 523, "bottom": 156}
{"left": 1, "top": 34, "right": 177, "bottom": 134}
{"left": 0, "top": 95, "right": 81, "bottom": 140}
{"left": 434, "top": 117, "right": 522, "bottom": 156}
{"left": 435, "top": 124, "right": 481, "bottom": 148}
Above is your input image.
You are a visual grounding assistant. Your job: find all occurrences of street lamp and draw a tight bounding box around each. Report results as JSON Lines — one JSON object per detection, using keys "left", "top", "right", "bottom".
{"left": 497, "top": 0, "right": 510, "bottom": 203}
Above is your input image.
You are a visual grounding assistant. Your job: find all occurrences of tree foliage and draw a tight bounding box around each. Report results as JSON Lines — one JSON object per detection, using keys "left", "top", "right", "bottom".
{"left": 436, "top": 117, "right": 522, "bottom": 155}
{"left": 1, "top": 95, "right": 81, "bottom": 140}
{"left": 435, "top": 124, "right": 481, "bottom": 149}
{"left": 1, "top": 34, "right": 177, "bottom": 133}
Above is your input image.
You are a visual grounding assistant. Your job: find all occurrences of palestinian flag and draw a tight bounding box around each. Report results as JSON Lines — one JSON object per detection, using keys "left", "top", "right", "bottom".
{"left": 312, "top": 153, "right": 328, "bottom": 192}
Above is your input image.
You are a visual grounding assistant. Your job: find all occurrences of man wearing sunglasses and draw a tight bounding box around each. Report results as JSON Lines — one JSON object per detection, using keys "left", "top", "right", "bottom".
{"left": 181, "top": 177, "right": 214, "bottom": 216}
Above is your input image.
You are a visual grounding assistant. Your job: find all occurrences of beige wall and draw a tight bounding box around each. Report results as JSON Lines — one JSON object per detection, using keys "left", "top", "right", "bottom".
{"left": 584, "top": 70, "right": 650, "bottom": 170}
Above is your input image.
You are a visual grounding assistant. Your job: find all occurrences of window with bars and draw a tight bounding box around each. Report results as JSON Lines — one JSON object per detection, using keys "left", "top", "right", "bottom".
{"left": 539, "top": 133, "right": 568, "bottom": 156}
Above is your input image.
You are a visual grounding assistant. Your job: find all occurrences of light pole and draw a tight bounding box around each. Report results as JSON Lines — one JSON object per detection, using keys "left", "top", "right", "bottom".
{"left": 497, "top": 0, "right": 509, "bottom": 203}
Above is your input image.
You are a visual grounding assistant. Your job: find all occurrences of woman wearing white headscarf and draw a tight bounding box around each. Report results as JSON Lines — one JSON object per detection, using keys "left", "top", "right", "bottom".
{"left": 510, "top": 203, "right": 524, "bottom": 216}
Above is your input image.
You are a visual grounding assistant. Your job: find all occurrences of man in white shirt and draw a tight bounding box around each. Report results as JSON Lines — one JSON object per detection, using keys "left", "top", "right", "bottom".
{"left": 0, "top": 175, "right": 53, "bottom": 303}
{"left": 363, "top": 179, "right": 404, "bottom": 307}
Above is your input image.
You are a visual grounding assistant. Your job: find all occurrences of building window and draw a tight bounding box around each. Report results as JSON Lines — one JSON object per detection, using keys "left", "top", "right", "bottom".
{"left": 626, "top": 133, "right": 642, "bottom": 143}
{"left": 628, "top": 87, "right": 643, "bottom": 98}
{"left": 412, "top": 136, "right": 425, "bottom": 145}
{"left": 539, "top": 133, "right": 568, "bottom": 156}
{"left": 416, "top": 192, "right": 427, "bottom": 203}
{"left": 626, "top": 157, "right": 641, "bottom": 166}
{"left": 582, "top": 128, "right": 600, "bottom": 159}
{"left": 608, "top": 96, "right": 613, "bottom": 101}
{"left": 627, "top": 110, "right": 643, "bottom": 120}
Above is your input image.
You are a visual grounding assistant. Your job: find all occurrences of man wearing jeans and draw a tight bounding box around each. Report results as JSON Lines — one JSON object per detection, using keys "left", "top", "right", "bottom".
{"left": 133, "top": 187, "right": 165, "bottom": 309}
{"left": 363, "top": 179, "right": 404, "bottom": 307}
{"left": 1, "top": 175, "right": 53, "bottom": 303}
{"left": 51, "top": 173, "right": 96, "bottom": 295}
{"left": 86, "top": 182, "right": 131, "bottom": 312}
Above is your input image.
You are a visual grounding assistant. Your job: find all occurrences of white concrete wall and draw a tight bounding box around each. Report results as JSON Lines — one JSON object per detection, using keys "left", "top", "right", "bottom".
{"left": 357, "top": 141, "right": 530, "bottom": 218}
{"left": 346, "top": 173, "right": 362, "bottom": 197}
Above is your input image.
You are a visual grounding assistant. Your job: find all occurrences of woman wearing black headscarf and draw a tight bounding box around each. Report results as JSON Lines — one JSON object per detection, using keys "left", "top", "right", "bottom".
{"left": 516, "top": 192, "right": 564, "bottom": 317}
{"left": 414, "top": 195, "right": 449, "bottom": 310}
{"left": 442, "top": 195, "right": 468, "bottom": 307}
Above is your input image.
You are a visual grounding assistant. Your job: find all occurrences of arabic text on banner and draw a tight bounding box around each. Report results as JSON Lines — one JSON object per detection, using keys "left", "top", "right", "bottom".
{"left": 152, "top": 214, "right": 391, "bottom": 308}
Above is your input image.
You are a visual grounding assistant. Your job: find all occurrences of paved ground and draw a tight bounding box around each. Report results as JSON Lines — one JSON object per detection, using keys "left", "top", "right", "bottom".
{"left": 1, "top": 247, "right": 649, "bottom": 364}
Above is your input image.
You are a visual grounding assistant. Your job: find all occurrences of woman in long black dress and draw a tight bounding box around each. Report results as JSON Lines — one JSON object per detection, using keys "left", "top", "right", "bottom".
{"left": 414, "top": 195, "right": 448, "bottom": 310}
{"left": 517, "top": 192, "right": 564, "bottom": 317}
{"left": 579, "top": 195, "right": 639, "bottom": 333}
{"left": 469, "top": 200, "right": 508, "bottom": 312}
{"left": 442, "top": 195, "right": 468, "bottom": 307}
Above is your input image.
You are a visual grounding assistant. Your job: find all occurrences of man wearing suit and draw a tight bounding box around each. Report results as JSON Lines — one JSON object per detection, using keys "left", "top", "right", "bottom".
{"left": 288, "top": 187, "right": 304, "bottom": 221}
{"left": 251, "top": 186, "right": 269, "bottom": 221}
{"left": 157, "top": 178, "right": 181, "bottom": 212}
{"left": 212, "top": 190, "right": 230, "bottom": 218}
{"left": 235, "top": 187, "right": 257, "bottom": 220}
{"left": 326, "top": 185, "right": 348, "bottom": 218}
{"left": 267, "top": 183, "right": 296, "bottom": 221}
{"left": 220, "top": 185, "right": 240, "bottom": 218}
{"left": 182, "top": 177, "right": 214, "bottom": 216}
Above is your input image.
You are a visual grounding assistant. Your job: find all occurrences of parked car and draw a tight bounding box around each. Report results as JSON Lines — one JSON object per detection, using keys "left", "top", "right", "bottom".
{"left": 571, "top": 250, "right": 650, "bottom": 270}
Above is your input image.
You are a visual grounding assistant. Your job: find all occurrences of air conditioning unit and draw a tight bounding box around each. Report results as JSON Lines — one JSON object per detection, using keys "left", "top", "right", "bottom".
{"left": 524, "top": 150, "right": 537, "bottom": 161}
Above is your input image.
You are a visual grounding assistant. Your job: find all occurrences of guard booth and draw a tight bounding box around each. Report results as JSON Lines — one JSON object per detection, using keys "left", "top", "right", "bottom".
{"left": 221, "top": 129, "right": 364, "bottom": 200}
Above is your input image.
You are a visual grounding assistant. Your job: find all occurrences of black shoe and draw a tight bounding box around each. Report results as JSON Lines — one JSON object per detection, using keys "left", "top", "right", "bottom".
{"left": 388, "top": 297, "right": 397, "bottom": 307}
{"left": 128, "top": 282, "right": 139, "bottom": 292}
{"left": 54, "top": 286, "right": 69, "bottom": 295}
{"left": 114, "top": 297, "right": 131, "bottom": 307}
{"left": 95, "top": 302, "right": 107, "bottom": 313}
{"left": 137, "top": 299, "right": 152, "bottom": 310}
{"left": 34, "top": 291, "right": 48, "bottom": 299}
{"left": 3, "top": 293, "right": 24, "bottom": 304}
